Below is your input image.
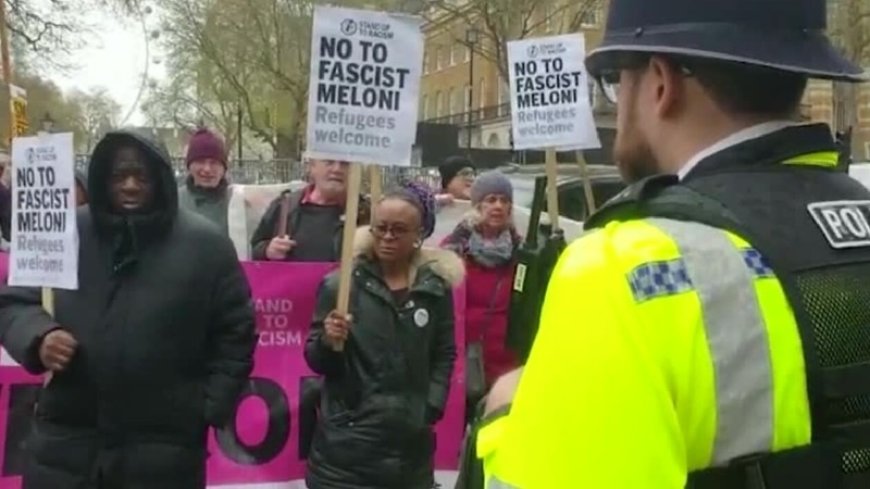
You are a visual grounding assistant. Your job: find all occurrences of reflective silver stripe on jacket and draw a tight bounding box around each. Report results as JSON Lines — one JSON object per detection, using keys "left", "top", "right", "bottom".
{"left": 488, "top": 477, "right": 519, "bottom": 488}
{"left": 647, "top": 218, "right": 773, "bottom": 466}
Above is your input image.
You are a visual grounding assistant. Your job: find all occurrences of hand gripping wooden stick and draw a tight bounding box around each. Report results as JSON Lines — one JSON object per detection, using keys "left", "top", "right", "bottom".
{"left": 333, "top": 162, "right": 363, "bottom": 352}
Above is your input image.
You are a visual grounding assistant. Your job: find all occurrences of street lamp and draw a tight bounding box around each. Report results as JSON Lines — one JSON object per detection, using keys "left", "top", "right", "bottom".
{"left": 40, "top": 112, "right": 54, "bottom": 133}
{"left": 465, "top": 27, "right": 479, "bottom": 152}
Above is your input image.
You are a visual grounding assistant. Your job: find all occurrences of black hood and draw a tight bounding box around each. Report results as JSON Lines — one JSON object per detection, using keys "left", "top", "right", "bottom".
{"left": 88, "top": 128, "right": 178, "bottom": 238}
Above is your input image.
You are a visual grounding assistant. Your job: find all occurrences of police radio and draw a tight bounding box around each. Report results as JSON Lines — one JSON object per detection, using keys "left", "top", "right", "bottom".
{"left": 506, "top": 176, "right": 567, "bottom": 363}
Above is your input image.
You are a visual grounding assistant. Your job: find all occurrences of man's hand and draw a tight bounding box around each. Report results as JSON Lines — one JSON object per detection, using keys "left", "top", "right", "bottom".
{"left": 435, "top": 193, "right": 454, "bottom": 206}
{"left": 485, "top": 367, "right": 523, "bottom": 416}
{"left": 266, "top": 235, "right": 296, "bottom": 260}
{"left": 39, "top": 329, "right": 78, "bottom": 372}
{"left": 323, "top": 311, "right": 352, "bottom": 351}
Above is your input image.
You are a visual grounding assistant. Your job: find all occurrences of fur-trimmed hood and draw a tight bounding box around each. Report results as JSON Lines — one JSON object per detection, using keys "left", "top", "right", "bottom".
{"left": 353, "top": 226, "right": 465, "bottom": 287}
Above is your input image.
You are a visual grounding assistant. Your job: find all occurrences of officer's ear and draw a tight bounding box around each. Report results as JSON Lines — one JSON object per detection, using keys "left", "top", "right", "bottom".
{"left": 648, "top": 55, "right": 686, "bottom": 119}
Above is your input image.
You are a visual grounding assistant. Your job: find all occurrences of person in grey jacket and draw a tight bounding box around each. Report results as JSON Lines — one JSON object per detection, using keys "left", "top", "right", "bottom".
{"left": 0, "top": 128, "right": 255, "bottom": 489}
{"left": 177, "top": 128, "right": 231, "bottom": 234}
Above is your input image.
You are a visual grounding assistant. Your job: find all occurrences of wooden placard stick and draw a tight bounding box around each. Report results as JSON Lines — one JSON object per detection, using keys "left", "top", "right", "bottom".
{"left": 333, "top": 161, "right": 363, "bottom": 352}
{"left": 36, "top": 131, "right": 56, "bottom": 386}
{"left": 41, "top": 287, "right": 54, "bottom": 317}
{"left": 32, "top": 132, "right": 57, "bottom": 320}
{"left": 41, "top": 286, "right": 54, "bottom": 386}
{"left": 575, "top": 150, "right": 596, "bottom": 215}
{"left": 544, "top": 148, "right": 561, "bottom": 232}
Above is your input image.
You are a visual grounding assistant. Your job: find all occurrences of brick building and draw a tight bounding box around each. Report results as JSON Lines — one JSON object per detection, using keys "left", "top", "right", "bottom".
{"left": 803, "top": 80, "right": 870, "bottom": 161}
{"left": 419, "top": 0, "right": 870, "bottom": 162}
{"left": 419, "top": 0, "right": 608, "bottom": 152}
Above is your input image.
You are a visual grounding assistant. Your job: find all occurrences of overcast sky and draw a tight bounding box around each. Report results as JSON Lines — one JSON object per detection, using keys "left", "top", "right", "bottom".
{"left": 53, "top": 9, "right": 166, "bottom": 126}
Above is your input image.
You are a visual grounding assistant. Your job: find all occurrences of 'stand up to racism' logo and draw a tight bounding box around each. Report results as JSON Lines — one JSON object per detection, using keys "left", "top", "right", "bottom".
{"left": 539, "top": 42, "right": 567, "bottom": 56}
{"left": 340, "top": 18, "right": 358, "bottom": 35}
{"left": 527, "top": 45, "right": 540, "bottom": 59}
{"left": 341, "top": 17, "right": 395, "bottom": 39}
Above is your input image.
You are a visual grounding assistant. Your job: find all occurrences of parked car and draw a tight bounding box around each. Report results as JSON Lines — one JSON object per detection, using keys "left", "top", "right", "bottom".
{"left": 499, "top": 163, "right": 626, "bottom": 222}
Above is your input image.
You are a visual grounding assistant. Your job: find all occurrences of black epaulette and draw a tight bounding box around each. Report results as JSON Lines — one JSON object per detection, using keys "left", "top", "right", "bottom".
{"left": 585, "top": 173, "right": 744, "bottom": 235}
{"left": 585, "top": 174, "right": 679, "bottom": 230}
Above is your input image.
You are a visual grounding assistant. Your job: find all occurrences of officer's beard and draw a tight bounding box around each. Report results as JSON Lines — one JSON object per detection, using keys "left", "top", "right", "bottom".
{"left": 613, "top": 83, "right": 661, "bottom": 184}
{"left": 616, "top": 142, "right": 659, "bottom": 184}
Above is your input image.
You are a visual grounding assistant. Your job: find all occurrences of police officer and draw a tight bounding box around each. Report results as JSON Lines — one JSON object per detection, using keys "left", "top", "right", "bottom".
{"left": 476, "top": 0, "right": 870, "bottom": 487}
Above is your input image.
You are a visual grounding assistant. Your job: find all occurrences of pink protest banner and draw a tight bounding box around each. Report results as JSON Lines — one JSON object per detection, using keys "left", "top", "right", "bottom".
{"left": 0, "top": 261, "right": 466, "bottom": 488}
{"left": 0, "top": 253, "right": 8, "bottom": 283}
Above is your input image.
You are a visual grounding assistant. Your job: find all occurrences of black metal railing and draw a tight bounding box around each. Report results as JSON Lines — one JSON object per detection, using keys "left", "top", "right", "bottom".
{"left": 424, "top": 102, "right": 615, "bottom": 126}
{"left": 73, "top": 155, "right": 440, "bottom": 188}
{"left": 424, "top": 103, "right": 512, "bottom": 125}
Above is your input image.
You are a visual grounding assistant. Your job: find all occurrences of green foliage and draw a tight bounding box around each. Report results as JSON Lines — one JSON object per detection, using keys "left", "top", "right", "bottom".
{"left": 149, "top": 0, "right": 399, "bottom": 158}
{"left": 3, "top": 68, "right": 121, "bottom": 152}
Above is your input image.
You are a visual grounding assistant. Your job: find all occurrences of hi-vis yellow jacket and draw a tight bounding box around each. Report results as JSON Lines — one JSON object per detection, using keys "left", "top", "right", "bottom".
{"left": 477, "top": 216, "right": 812, "bottom": 488}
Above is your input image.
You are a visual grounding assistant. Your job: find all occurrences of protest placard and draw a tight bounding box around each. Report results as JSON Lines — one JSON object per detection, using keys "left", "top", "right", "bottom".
{"left": 8, "top": 133, "right": 78, "bottom": 290}
{"left": 306, "top": 5, "right": 424, "bottom": 350}
{"left": 508, "top": 34, "right": 600, "bottom": 151}
{"left": 306, "top": 5, "right": 423, "bottom": 166}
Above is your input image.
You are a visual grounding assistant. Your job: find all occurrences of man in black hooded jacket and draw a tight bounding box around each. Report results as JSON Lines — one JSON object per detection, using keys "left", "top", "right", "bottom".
{"left": 0, "top": 128, "right": 256, "bottom": 489}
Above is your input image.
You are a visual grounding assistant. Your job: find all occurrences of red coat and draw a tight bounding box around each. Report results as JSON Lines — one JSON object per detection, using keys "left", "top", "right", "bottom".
{"left": 462, "top": 258, "right": 519, "bottom": 384}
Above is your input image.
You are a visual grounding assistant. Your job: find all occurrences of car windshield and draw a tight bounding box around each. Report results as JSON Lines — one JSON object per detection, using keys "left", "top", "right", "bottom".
{"left": 507, "top": 173, "right": 626, "bottom": 221}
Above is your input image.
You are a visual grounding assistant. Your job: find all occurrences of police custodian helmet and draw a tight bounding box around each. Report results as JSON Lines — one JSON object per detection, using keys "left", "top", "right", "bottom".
{"left": 586, "top": 0, "right": 867, "bottom": 82}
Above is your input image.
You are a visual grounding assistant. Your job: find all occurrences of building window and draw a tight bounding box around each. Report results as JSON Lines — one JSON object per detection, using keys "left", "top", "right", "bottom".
{"left": 465, "top": 44, "right": 471, "bottom": 63}
{"left": 423, "top": 51, "right": 430, "bottom": 74}
{"left": 450, "top": 43, "right": 457, "bottom": 66}
{"left": 434, "top": 91, "right": 442, "bottom": 117}
{"left": 429, "top": 96, "right": 437, "bottom": 119}
{"left": 421, "top": 94, "right": 428, "bottom": 119}
{"left": 447, "top": 88, "right": 455, "bottom": 116}
{"left": 588, "top": 79, "right": 596, "bottom": 107}
{"left": 453, "top": 87, "right": 464, "bottom": 114}
{"left": 436, "top": 46, "right": 443, "bottom": 71}
{"left": 442, "top": 88, "right": 450, "bottom": 116}
{"left": 464, "top": 84, "right": 471, "bottom": 111}
{"left": 498, "top": 79, "right": 509, "bottom": 106}
{"left": 479, "top": 78, "right": 486, "bottom": 109}
{"left": 580, "top": 8, "right": 601, "bottom": 27}
{"left": 544, "top": 4, "right": 554, "bottom": 32}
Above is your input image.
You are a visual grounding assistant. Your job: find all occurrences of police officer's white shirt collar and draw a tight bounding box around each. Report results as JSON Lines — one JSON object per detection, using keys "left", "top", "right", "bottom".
{"left": 678, "top": 121, "right": 800, "bottom": 180}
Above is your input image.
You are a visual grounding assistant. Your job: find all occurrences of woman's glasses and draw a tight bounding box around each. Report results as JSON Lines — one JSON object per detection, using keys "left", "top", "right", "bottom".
{"left": 370, "top": 223, "right": 416, "bottom": 239}
{"left": 457, "top": 168, "right": 476, "bottom": 179}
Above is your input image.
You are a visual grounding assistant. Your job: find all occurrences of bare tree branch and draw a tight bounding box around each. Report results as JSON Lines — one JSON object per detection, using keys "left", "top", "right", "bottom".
{"left": 422, "top": 0, "right": 603, "bottom": 83}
